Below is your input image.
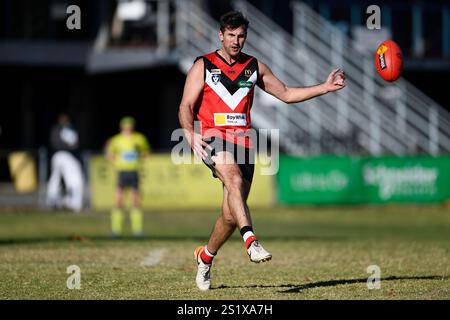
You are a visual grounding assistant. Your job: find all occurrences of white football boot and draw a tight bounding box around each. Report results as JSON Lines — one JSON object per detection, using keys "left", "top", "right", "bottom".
{"left": 247, "top": 240, "right": 272, "bottom": 263}
{"left": 194, "top": 246, "right": 212, "bottom": 291}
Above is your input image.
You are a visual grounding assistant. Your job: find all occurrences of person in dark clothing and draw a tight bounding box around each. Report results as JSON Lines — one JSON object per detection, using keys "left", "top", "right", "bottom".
{"left": 46, "top": 114, "right": 84, "bottom": 212}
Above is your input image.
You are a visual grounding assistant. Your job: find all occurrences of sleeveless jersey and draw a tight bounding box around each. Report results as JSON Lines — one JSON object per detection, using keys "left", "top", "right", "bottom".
{"left": 194, "top": 51, "right": 258, "bottom": 148}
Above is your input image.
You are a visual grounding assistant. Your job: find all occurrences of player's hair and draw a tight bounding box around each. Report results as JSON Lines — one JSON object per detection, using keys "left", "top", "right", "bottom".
{"left": 219, "top": 11, "right": 249, "bottom": 33}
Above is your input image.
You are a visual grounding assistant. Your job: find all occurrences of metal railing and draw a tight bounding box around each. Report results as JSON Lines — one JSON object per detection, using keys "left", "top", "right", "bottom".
{"left": 174, "top": 0, "right": 450, "bottom": 155}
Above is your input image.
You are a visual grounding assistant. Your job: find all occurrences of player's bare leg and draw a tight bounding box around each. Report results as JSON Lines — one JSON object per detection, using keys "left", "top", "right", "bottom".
{"left": 111, "top": 187, "right": 125, "bottom": 237}
{"left": 212, "top": 151, "right": 252, "bottom": 228}
{"left": 131, "top": 189, "right": 140, "bottom": 208}
{"left": 211, "top": 151, "right": 271, "bottom": 262}
{"left": 116, "top": 187, "right": 124, "bottom": 208}
{"left": 194, "top": 151, "right": 271, "bottom": 290}
{"left": 206, "top": 185, "right": 237, "bottom": 253}
{"left": 207, "top": 179, "right": 251, "bottom": 251}
{"left": 195, "top": 180, "right": 250, "bottom": 291}
{"left": 130, "top": 189, "right": 143, "bottom": 237}
{"left": 194, "top": 185, "right": 237, "bottom": 291}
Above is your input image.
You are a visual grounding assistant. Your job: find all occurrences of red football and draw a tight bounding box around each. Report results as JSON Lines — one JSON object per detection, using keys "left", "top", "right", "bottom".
{"left": 374, "top": 40, "right": 403, "bottom": 82}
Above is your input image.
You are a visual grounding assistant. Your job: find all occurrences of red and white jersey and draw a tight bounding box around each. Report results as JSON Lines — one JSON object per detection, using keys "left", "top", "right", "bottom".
{"left": 194, "top": 51, "right": 259, "bottom": 148}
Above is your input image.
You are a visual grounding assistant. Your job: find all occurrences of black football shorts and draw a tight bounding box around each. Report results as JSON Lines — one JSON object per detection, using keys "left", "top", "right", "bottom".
{"left": 118, "top": 171, "right": 139, "bottom": 190}
{"left": 202, "top": 136, "right": 255, "bottom": 183}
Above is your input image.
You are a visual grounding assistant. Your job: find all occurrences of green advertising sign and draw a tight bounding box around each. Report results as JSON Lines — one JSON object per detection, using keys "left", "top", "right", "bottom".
{"left": 361, "top": 156, "right": 450, "bottom": 203}
{"left": 277, "top": 155, "right": 450, "bottom": 205}
{"left": 277, "top": 156, "right": 364, "bottom": 204}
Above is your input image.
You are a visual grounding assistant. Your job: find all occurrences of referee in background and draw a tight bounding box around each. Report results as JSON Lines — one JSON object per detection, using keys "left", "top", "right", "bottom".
{"left": 105, "top": 116, "right": 150, "bottom": 238}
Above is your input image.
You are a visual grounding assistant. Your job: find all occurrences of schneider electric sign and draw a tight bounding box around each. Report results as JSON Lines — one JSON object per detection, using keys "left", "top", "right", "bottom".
{"left": 363, "top": 164, "right": 438, "bottom": 201}
{"left": 277, "top": 155, "right": 450, "bottom": 205}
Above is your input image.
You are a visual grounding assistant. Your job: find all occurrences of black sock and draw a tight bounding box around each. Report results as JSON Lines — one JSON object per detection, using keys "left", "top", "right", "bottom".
{"left": 240, "top": 225, "right": 253, "bottom": 237}
{"left": 240, "top": 226, "right": 257, "bottom": 249}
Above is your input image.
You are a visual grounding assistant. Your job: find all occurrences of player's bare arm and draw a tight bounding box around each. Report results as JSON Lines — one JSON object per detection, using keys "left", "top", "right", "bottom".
{"left": 141, "top": 150, "right": 150, "bottom": 160}
{"left": 257, "top": 61, "right": 346, "bottom": 104}
{"left": 178, "top": 58, "right": 210, "bottom": 160}
{"left": 105, "top": 140, "right": 115, "bottom": 163}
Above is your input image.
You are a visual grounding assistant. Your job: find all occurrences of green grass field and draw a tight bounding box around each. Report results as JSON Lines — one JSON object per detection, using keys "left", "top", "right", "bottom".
{"left": 0, "top": 205, "right": 449, "bottom": 300}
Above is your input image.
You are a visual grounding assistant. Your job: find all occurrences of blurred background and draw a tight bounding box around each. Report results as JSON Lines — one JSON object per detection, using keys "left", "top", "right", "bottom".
{"left": 1, "top": 0, "right": 450, "bottom": 210}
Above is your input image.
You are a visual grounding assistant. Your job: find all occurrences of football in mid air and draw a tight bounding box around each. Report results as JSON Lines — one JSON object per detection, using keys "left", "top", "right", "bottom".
{"left": 374, "top": 40, "right": 403, "bottom": 82}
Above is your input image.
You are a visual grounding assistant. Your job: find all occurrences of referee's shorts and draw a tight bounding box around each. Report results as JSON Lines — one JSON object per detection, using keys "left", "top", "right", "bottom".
{"left": 117, "top": 171, "right": 139, "bottom": 190}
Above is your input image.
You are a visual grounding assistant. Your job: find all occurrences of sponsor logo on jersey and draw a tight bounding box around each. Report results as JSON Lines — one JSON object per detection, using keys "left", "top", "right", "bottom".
{"left": 121, "top": 151, "right": 138, "bottom": 161}
{"left": 238, "top": 80, "right": 253, "bottom": 88}
{"left": 244, "top": 69, "right": 252, "bottom": 77}
{"left": 214, "top": 113, "right": 247, "bottom": 126}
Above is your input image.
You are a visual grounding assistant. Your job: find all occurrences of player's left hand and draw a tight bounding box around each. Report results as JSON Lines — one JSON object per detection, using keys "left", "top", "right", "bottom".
{"left": 325, "top": 68, "right": 346, "bottom": 92}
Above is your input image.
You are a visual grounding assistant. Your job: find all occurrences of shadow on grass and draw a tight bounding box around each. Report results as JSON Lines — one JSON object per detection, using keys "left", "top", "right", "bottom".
{"left": 213, "top": 275, "right": 449, "bottom": 293}
{"left": 0, "top": 235, "right": 346, "bottom": 246}
{"left": 0, "top": 235, "right": 207, "bottom": 245}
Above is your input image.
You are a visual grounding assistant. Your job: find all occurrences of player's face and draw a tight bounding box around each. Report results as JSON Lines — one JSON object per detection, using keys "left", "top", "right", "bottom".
{"left": 219, "top": 26, "right": 247, "bottom": 58}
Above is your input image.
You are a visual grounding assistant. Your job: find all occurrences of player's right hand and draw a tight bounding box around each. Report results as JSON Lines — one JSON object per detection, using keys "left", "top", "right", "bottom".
{"left": 189, "top": 132, "right": 211, "bottom": 161}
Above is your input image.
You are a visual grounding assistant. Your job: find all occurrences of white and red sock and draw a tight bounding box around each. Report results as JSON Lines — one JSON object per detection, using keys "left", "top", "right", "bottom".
{"left": 240, "top": 226, "right": 257, "bottom": 249}
{"left": 200, "top": 245, "right": 215, "bottom": 264}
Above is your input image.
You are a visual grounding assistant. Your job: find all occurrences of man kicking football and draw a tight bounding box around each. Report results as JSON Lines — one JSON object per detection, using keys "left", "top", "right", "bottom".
{"left": 178, "top": 11, "right": 346, "bottom": 291}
